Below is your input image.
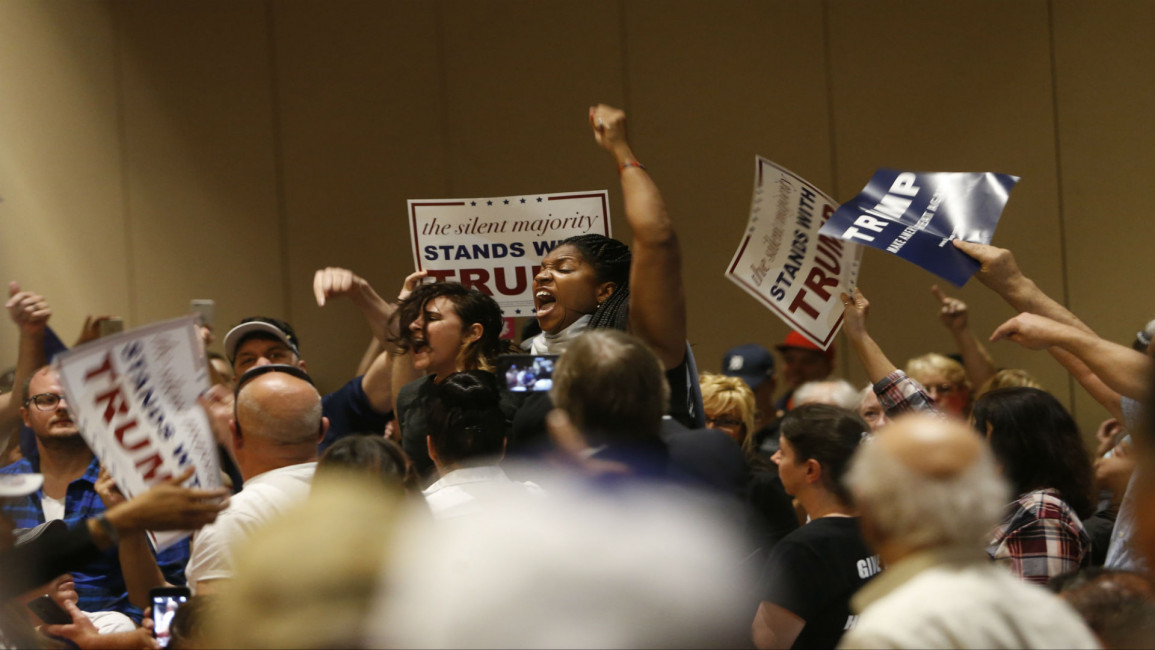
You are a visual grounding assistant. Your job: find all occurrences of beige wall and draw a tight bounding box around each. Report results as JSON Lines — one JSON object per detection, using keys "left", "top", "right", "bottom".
{"left": 1, "top": 0, "right": 1151, "bottom": 438}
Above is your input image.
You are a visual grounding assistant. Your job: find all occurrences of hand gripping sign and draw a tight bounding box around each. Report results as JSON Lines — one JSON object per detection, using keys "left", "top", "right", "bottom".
{"left": 726, "top": 158, "right": 863, "bottom": 350}
{"left": 408, "top": 191, "right": 611, "bottom": 316}
{"left": 818, "top": 169, "right": 1020, "bottom": 286}
{"left": 53, "top": 315, "right": 222, "bottom": 550}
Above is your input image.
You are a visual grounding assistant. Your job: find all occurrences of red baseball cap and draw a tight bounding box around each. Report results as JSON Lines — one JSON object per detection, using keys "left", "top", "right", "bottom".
{"left": 775, "top": 331, "right": 835, "bottom": 359}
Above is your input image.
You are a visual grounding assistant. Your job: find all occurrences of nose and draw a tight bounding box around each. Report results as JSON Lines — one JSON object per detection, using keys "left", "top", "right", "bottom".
{"left": 253, "top": 357, "right": 272, "bottom": 368}
{"left": 534, "top": 267, "right": 551, "bottom": 284}
{"left": 409, "top": 316, "right": 423, "bottom": 331}
{"left": 770, "top": 449, "right": 781, "bottom": 465}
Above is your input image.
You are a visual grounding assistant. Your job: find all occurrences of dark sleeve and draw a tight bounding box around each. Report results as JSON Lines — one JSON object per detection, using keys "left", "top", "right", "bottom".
{"left": 1084, "top": 507, "right": 1118, "bottom": 567}
{"left": 746, "top": 472, "right": 801, "bottom": 555}
{"left": 319, "top": 375, "right": 392, "bottom": 453}
{"left": 759, "top": 533, "right": 823, "bottom": 620}
{"left": 0, "top": 523, "right": 103, "bottom": 600}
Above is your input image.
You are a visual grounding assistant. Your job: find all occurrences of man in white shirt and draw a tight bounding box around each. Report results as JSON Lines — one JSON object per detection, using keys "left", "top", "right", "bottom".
{"left": 186, "top": 365, "right": 326, "bottom": 594}
{"left": 838, "top": 413, "right": 1099, "bottom": 649}
{"left": 421, "top": 371, "right": 541, "bottom": 519}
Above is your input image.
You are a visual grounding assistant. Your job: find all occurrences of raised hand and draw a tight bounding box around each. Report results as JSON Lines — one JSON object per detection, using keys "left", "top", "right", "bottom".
{"left": 931, "top": 285, "right": 969, "bottom": 332}
{"left": 6, "top": 281, "right": 51, "bottom": 334}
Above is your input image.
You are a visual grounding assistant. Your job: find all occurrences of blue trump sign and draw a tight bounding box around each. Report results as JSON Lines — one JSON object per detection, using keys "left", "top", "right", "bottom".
{"left": 818, "top": 169, "right": 1019, "bottom": 286}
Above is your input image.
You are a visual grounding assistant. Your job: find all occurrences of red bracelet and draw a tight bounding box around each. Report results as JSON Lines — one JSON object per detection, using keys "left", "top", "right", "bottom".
{"left": 618, "top": 160, "right": 646, "bottom": 173}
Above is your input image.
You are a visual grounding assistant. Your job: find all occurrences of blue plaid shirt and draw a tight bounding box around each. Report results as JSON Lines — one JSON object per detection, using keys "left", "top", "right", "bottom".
{"left": 0, "top": 456, "right": 189, "bottom": 619}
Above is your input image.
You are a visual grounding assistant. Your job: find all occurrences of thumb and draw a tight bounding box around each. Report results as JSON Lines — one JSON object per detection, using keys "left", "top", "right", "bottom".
{"left": 8, "top": 281, "right": 18, "bottom": 298}
{"left": 165, "top": 466, "right": 196, "bottom": 486}
{"left": 313, "top": 270, "right": 326, "bottom": 307}
{"left": 930, "top": 284, "right": 946, "bottom": 303}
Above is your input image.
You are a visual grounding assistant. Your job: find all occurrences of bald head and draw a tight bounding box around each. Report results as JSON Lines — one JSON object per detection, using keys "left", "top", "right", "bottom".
{"left": 874, "top": 413, "right": 984, "bottom": 479}
{"left": 845, "top": 413, "right": 1009, "bottom": 552}
{"left": 236, "top": 372, "right": 323, "bottom": 446}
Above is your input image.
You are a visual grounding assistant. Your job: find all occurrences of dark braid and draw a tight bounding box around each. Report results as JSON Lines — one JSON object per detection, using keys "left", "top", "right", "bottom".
{"left": 558, "top": 234, "right": 632, "bottom": 331}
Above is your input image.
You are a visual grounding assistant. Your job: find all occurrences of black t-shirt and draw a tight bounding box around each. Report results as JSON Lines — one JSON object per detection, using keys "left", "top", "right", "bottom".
{"left": 759, "top": 517, "right": 880, "bottom": 649}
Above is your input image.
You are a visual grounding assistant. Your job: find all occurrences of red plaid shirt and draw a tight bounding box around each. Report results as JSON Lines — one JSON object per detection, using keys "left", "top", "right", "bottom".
{"left": 987, "top": 488, "right": 1091, "bottom": 585}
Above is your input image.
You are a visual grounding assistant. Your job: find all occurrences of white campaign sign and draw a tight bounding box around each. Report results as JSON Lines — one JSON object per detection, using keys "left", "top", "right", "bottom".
{"left": 408, "top": 191, "right": 611, "bottom": 316}
{"left": 725, "top": 157, "right": 863, "bottom": 349}
{"left": 53, "top": 315, "right": 222, "bottom": 550}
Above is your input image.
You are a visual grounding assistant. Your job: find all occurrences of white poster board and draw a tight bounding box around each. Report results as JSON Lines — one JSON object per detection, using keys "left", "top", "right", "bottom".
{"left": 53, "top": 315, "right": 222, "bottom": 550}
{"left": 725, "top": 157, "right": 863, "bottom": 349}
{"left": 408, "top": 191, "right": 612, "bottom": 316}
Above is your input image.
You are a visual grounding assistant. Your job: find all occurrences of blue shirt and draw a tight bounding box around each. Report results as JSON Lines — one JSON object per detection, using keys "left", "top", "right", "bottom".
{"left": 0, "top": 456, "right": 189, "bottom": 619}
{"left": 318, "top": 375, "right": 392, "bottom": 453}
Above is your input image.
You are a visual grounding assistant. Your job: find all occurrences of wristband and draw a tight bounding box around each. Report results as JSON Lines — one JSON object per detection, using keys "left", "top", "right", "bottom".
{"left": 618, "top": 160, "right": 646, "bottom": 173}
{"left": 94, "top": 513, "right": 120, "bottom": 545}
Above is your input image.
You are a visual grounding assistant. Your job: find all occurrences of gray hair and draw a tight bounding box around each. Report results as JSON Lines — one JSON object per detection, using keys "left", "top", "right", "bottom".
{"left": 793, "top": 379, "right": 860, "bottom": 411}
{"left": 845, "top": 434, "right": 1010, "bottom": 549}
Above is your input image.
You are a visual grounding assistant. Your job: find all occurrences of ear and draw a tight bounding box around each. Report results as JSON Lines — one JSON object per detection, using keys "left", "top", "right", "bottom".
{"left": 464, "top": 322, "right": 483, "bottom": 345}
{"left": 426, "top": 435, "right": 439, "bottom": 465}
{"left": 297, "top": 359, "right": 308, "bottom": 372}
{"left": 803, "top": 458, "right": 823, "bottom": 486}
{"left": 595, "top": 281, "right": 617, "bottom": 305}
{"left": 230, "top": 418, "right": 243, "bottom": 450}
{"left": 20, "top": 407, "right": 30, "bottom": 429}
{"left": 318, "top": 416, "right": 330, "bottom": 444}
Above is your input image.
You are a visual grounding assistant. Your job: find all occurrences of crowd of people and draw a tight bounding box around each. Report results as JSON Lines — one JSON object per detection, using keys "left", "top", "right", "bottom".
{"left": 1, "top": 104, "right": 1153, "bottom": 649}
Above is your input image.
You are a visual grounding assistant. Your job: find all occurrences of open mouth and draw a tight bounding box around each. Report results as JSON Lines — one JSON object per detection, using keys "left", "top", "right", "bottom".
{"left": 534, "top": 290, "right": 556, "bottom": 317}
{"left": 412, "top": 337, "right": 429, "bottom": 354}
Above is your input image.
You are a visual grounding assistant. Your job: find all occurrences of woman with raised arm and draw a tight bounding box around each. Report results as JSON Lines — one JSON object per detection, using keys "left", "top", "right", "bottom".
{"left": 516, "top": 105, "right": 697, "bottom": 442}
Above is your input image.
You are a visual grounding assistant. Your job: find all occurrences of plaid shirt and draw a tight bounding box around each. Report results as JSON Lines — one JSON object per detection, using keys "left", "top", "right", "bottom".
{"left": 874, "top": 370, "right": 935, "bottom": 416}
{"left": 0, "top": 456, "right": 189, "bottom": 619}
{"left": 987, "top": 488, "right": 1091, "bottom": 586}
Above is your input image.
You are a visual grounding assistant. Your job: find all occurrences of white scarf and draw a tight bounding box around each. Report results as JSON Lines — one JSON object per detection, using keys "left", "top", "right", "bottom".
{"left": 528, "top": 315, "right": 591, "bottom": 354}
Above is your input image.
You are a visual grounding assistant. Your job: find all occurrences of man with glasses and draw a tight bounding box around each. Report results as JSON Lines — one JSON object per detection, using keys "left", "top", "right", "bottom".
{"left": 0, "top": 366, "right": 191, "bottom": 618}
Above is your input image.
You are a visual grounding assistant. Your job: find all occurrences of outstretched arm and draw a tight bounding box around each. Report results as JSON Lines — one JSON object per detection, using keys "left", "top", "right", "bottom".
{"left": 991, "top": 312, "right": 1152, "bottom": 401}
{"left": 314, "top": 267, "right": 398, "bottom": 413}
{"left": 931, "top": 284, "right": 996, "bottom": 389}
{"left": 842, "top": 288, "right": 935, "bottom": 417}
{"left": 590, "top": 105, "right": 686, "bottom": 370}
{"left": 953, "top": 240, "right": 1091, "bottom": 333}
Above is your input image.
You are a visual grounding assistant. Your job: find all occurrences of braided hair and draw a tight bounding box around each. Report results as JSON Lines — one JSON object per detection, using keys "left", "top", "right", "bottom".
{"left": 558, "top": 234, "right": 632, "bottom": 331}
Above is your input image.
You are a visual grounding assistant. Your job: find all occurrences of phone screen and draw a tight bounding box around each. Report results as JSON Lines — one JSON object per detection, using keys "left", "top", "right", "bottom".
{"left": 496, "top": 354, "right": 559, "bottom": 392}
{"left": 152, "top": 590, "right": 189, "bottom": 647}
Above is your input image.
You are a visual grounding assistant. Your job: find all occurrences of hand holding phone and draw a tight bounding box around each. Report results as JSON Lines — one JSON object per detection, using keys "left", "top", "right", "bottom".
{"left": 27, "top": 594, "right": 71, "bottom": 625}
{"left": 150, "top": 587, "right": 190, "bottom": 647}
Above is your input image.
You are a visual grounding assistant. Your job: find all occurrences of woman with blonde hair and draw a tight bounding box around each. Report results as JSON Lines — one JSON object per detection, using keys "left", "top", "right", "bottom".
{"left": 905, "top": 352, "right": 971, "bottom": 418}
{"left": 699, "top": 372, "right": 758, "bottom": 459}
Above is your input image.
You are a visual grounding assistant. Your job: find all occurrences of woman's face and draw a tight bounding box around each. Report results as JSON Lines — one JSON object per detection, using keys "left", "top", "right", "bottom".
{"left": 771, "top": 435, "right": 805, "bottom": 497}
{"left": 409, "top": 296, "right": 473, "bottom": 379}
{"left": 533, "top": 244, "right": 610, "bottom": 334}
{"left": 705, "top": 407, "right": 746, "bottom": 446}
{"left": 913, "top": 371, "right": 970, "bottom": 418}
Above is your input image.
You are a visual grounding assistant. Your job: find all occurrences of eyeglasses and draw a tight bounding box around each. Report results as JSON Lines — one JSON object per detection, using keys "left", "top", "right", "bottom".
{"left": 24, "top": 393, "right": 67, "bottom": 411}
{"left": 705, "top": 415, "right": 743, "bottom": 429}
{"left": 924, "top": 383, "right": 961, "bottom": 396}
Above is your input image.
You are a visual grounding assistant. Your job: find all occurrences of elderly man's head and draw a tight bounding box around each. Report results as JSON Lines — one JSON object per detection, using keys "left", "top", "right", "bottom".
{"left": 551, "top": 330, "right": 669, "bottom": 446}
{"left": 846, "top": 414, "right": 1008, "bottom": 554}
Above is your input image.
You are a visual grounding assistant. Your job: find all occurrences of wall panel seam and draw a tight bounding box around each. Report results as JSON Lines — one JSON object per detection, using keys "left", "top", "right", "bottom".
{"left": 266, "top": 1, "right": 292, "bottom": 321}
{"left": 110, "top": 2, "right": 137, "bottom": 326}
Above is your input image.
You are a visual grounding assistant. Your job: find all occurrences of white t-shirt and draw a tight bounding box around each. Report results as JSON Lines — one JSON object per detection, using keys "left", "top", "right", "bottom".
{"left": 423, "top": 465, "right": 544, "bottom": 519}
{"left": 41, "top": 495, "right": 65, "bottom": 522}
{"left": 186, "top": 462, "right": 316, "bottom": 589}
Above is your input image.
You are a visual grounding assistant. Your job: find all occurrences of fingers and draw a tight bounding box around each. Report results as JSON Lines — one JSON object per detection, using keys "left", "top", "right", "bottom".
{"left": 313, "top": 270, "right": 326, "bottom": 306}
{"left": 7, "top": 280, "right": 18, "bottom": 299}
{"left": 989, "top": 319, "right": 1017, "bottom": 343}
{"left": 930, "top": 284, "right": 946, "bottom": 304}
{"left": 951, "top": 238, "right": 983, "bottom": 258}
{"left": 166, "top": 466, "right": 196, "bottom": 485}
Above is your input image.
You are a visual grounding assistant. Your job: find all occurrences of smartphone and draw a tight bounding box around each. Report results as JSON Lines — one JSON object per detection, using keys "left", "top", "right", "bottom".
{"left": 190, "top": 299, "right": 215, "bottom": 329}
{"left": 496, "top": 354, "right": 559, "bottom": 392}
{"left": 27, "top": 594, "right": 71, "bottom": 625}
{"left": 150, "top": 587, "right": 190, "bottom": 647}
{"left": 98, "top": 317, "right": 124, "bottom": 338}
